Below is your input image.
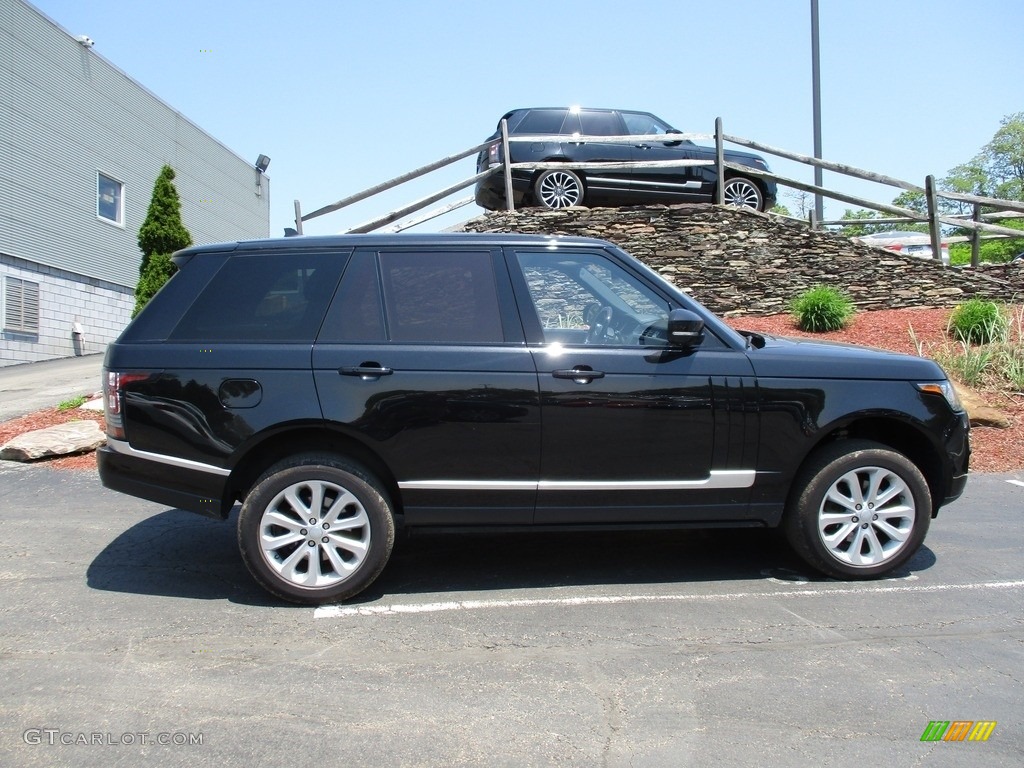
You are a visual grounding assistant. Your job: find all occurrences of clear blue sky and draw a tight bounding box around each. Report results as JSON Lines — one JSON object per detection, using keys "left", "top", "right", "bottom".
{"left": 30, "top": 0, "right": 1024, "bottom": 237}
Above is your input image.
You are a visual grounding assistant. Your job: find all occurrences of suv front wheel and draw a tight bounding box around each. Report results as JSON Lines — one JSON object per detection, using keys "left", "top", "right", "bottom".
{"left": 534, "top": 168, "right": 585, "bottom": 209}
{"left": 238, "top": 454, "right": 395, "bottom": 604}
{"left": 722, "top": 176, "right": 764, "bottom": 210}
{"left": 784, "top": 440, "right": 931, "bottom": 579}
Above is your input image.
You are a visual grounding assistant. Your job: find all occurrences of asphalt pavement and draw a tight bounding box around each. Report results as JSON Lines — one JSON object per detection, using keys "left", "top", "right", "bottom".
{"left": 0, "top": 354, "right": 104, "bottom": 421}
{"left": 0, "top": 466, "right": 1021, "bottom": 767}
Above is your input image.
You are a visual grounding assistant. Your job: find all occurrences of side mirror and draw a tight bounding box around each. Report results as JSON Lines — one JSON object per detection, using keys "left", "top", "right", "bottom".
{"left": 663, "top": 128, "right": 684, "bottom": 147}
{"left": 667, "top": 309, "right": 704, "bottom": 347}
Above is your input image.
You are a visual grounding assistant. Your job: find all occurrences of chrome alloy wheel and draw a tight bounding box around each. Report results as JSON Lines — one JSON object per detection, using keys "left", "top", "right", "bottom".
{"left": 816, "top": 466, "right": 915, "bottom": 567}
{"left": 258, "top": 479, "right": 371, "bottom": 588}
{"left": 722, "top": 177, "right": 763, "bottom": 210}
{"left": 535, "top": 169, "right": 584, "bottom": 208}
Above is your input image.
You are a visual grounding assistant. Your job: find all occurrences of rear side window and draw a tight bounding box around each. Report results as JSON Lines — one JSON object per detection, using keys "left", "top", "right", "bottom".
{"left": 512, "top": 109, "right": 571, "bottom": 135}
{"left": 169, "top": 251, "right": 348, "bottom": 342}
{"left": 379, "top": 251, "right": 503, "bottom": 343}
{"left": 578, "top": 110, "right": 622, "bottom": 137}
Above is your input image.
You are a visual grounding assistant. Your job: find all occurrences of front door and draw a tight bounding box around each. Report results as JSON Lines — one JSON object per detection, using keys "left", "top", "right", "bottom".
{"left": 507, "top": 246, "right": 756, "bottom": 524}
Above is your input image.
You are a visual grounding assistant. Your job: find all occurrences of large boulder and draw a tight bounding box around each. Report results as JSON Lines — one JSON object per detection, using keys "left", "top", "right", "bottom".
{"left": 953, "top": 381, "right": 1011, "bottom": 428}
{"left": 0, "top": 420, "right": 106, "bottom": 462}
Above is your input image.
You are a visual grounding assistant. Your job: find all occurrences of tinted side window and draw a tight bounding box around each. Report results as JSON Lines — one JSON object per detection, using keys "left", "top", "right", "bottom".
{"left": 318, "top": 251, "right": 386, "bottom": 342}
{"left": 169, "top": 251, "right": 347, "bottom": 342}
{"left": 379, "top": 251, "right": 503, "bottom": 343}
{"left": 513, "top": 109, "right": 570, "bottom": 135}
{"left": 578, "top": 110, "right": 623, "bottom": 137}
{"left": 514, "top": 251, "right": 669, "bottom": 346}
{"left": 621, "top": 112, "right": 672, "bottom": 136}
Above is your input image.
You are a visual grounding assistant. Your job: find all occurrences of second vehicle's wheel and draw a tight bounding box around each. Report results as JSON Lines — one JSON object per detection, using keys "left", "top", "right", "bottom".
{"left": 722, "top": 176, "right": 764, "bottom": 210}
{"left": 534, "top": 169, "right": 585, "bottom": 209}
{"left": 783, "top": 439, "right": 931, "bottom": 579}
{"left": 237, "top": 454, "right": 395, "bottom": 604}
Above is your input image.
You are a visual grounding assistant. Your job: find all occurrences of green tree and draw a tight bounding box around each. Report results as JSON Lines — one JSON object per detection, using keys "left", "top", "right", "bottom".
{"left": 838, "top": 208, "right": 887, "bottom": 237}
{"left": 134, "top": 165, "right": 192, "bottom": 316}
{"left": 985, "top": 111, "right": 1024, "bottom": 201}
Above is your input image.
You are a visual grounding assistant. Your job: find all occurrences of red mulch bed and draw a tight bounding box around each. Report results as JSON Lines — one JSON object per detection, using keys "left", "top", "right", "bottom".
{"left": 1, "top": 306, "right": 1021, "bottom": 472}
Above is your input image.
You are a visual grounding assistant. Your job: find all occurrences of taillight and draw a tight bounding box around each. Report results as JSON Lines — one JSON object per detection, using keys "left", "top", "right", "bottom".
{"left": 488, "top": 142, "right": 501, "bottom": 165}
{"left": 103, "top": 371, "right": 151, "bottom": 440}
{"left": 884, "top": 244, "right": 903, "bottom": 252}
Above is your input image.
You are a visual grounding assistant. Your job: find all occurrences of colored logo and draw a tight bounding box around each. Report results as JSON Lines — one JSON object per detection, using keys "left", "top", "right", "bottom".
{"left": 921, "top": 721, "right": 997, "bottom": 742}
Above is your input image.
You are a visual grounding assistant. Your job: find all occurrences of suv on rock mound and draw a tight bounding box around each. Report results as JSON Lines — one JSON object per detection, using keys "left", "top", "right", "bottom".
{"left": 99, "top": 233, "right": 968, "bottom": 604}
{"left": 475, "top": 107, "right": 777, "bottom": 211}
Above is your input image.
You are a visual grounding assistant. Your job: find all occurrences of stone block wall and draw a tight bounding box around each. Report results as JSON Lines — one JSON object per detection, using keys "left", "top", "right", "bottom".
{"left": 461, "top": 205, "right": 1024, "bottom": 316}
{"left": 1, "top": 253, "right": 133, "bottom": 366}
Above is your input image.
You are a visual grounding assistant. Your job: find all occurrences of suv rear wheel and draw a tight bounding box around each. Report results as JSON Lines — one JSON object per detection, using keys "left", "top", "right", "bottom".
{"left": 238, "top": 454, "right": 395, "bottom": 604}
{"left": 534, "top": 168, "right": 585, "bottom": 209}
{"left": 784, "top": 440, "right": 931, "bottom": 579}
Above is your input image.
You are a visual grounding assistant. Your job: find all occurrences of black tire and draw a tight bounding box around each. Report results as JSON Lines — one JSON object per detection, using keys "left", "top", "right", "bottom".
{"left": 783, "top": 440, "right": 931, "bottom": 579}
{"left": 238, "top": 454, "right": 395, "bottom": 604}
{"left": 722, "top": 176, "right": 764, "bottom": 211}
{"left": 534, "top": 168, "right": 585, "bottom": 209}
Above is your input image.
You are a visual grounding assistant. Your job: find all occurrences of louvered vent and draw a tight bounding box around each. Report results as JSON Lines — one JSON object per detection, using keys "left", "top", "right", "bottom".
{"left": 3, "top": 277, "right": 41, "bottom": 334}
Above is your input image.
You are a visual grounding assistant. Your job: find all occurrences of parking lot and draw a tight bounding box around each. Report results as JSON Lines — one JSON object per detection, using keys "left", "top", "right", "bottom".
{"left": 1, "top": 463, "right": 1022, "bottom": 767}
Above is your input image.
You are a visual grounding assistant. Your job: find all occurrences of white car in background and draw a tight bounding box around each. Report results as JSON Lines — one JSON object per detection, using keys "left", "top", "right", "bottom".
{"left": 855, "top": 230, "right": 950, "bottom": 266}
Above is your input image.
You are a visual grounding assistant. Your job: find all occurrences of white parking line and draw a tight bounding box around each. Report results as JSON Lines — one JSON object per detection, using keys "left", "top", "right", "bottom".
{"left": 1006, "top": 479, "right": 1024, "bottom": 488}
{"left": 314, "top": 579, "right": 1024, "bottom": 619}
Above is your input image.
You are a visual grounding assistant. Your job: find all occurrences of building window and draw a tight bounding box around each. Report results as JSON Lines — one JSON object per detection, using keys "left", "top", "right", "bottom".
{"left": 3, "top": 277, "right": 41, "bottom": 334}
{"left": 97, "top": 172, "right": 124, "bottom": 225}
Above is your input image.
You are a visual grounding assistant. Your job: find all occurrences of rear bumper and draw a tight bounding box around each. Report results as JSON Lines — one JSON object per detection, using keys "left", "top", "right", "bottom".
{"left": 97, "top": 444, "right": 231, "bottom": 519}
{"left": 474, "top": 169, "right": 531, "bottom": 210}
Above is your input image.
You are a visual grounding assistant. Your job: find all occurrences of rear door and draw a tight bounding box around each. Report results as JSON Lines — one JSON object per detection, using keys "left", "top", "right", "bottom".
{"left": 566, "top": 109, "right": 634, "bottom": 203}
{"left": 312, "top": 247, "right": 541, "bottom": 526}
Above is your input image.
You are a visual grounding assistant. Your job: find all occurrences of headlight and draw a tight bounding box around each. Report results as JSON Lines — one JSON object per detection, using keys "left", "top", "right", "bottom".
{"left": 916, "top": 381, "right": 963, "bottom": 412}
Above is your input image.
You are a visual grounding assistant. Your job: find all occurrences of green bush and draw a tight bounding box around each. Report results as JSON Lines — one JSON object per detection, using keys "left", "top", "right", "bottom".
{"left": 790, "top": 286, "right": 855, "bottom": 332}
{"left": 947, "top": 299, "right": 1008, "bottom": 345}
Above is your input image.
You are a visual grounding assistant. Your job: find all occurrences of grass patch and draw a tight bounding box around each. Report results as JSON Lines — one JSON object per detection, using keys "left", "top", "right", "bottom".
{"left": 57, "top": 395, "right": 88, "bottom": 412}
{"left": 790, "top": 285, "right": 855, "bottom": 332}
{"left": 947, "top": 299, "right": 1008, "bottom": 345}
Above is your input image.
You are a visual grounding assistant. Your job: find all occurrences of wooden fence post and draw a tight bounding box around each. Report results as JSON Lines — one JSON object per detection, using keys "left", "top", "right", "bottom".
{"left": 971, "top": 202, "right": 981, "bottom": 267}
{"left": 501, "top": 119, "right": 514, "bottom": 212}
{"left": 925, "top": 175, "right": 942, "bottom": 263}
{"left": 715, "top": 117, "right": 724, "bottom": 205}
{"left": 294, "top": 200, "right": 303, "bottom": 235}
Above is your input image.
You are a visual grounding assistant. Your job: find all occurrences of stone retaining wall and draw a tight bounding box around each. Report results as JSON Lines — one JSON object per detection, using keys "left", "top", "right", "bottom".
{"left": 460, "top": 205, "right": 1024, "bottom": 316}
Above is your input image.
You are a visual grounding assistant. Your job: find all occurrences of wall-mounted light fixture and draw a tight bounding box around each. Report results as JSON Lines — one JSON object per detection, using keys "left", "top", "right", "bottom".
{"left": 254, "top": 154, "right": 270, "bottom": 197}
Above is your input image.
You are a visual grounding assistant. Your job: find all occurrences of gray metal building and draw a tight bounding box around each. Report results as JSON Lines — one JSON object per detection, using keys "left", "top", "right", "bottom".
{"left": 0, "top": 0, "right": 270, "bottom": 366}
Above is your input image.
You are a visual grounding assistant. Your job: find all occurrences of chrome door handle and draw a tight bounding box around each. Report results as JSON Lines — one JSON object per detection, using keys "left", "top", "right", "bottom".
{"left": 340, "top": 365, "right": 393, "bottom": 379}
{"left": 553, "top": 368, "right": 605, "bottom": 383}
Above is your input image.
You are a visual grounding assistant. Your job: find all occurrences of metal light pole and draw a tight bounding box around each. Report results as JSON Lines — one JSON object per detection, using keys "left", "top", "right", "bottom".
{"left": 811, "top": 0, "right": 823, "bottom": 224}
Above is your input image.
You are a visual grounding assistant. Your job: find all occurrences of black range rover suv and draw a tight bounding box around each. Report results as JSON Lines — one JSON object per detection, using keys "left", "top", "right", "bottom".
{"left": 475, "top": 107, "right": 777, "bottom": 211}
{"left": 99, "top": 233, "right": 968, "bottom": 604}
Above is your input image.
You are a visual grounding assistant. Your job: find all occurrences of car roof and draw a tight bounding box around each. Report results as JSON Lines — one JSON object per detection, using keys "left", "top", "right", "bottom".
{"left": 174, "top": 232, "right": 618, "bottom": 258}
{"left": 860, "top": 231, "right": 930, "bottom": 239}
{"left": 501, "top": 106, "right": 660, "bottom": 118}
